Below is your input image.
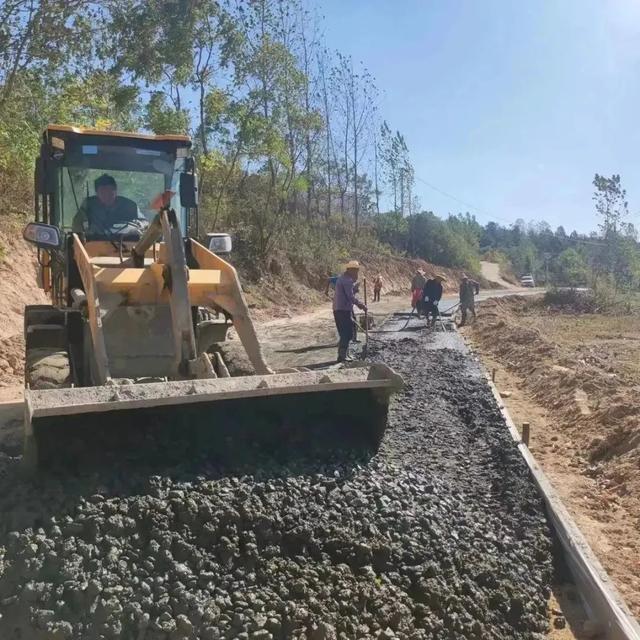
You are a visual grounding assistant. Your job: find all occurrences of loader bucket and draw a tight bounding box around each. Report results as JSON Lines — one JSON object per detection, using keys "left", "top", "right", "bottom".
{"left": 23, "top": 364, "right": 404, "bottom": 470}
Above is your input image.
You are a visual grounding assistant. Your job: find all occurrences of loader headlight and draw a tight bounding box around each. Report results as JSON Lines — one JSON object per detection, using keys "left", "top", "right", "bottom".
{"left": 23, "top": 222, "right": 61, "bottom": 249}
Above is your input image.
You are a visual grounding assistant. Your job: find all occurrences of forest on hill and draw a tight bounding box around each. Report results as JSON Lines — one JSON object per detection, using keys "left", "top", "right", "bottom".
{"left": 376, "top": 174, "right": 640, "bottom": 290}
{"left": 1, "top": 0, "right": 638, "bottom": 293}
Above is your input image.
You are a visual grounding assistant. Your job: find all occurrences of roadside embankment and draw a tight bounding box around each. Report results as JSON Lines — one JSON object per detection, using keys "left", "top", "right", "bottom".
{"left": 464, "top": 294, "right": 640, "bottom": 616}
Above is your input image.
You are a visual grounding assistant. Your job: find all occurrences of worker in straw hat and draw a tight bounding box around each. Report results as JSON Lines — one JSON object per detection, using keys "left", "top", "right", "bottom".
{"left": 422, "top": 273, "right": 446, "bottom": 327}
{"left": 333, "top": 260, "right": 367, "bottom": 362}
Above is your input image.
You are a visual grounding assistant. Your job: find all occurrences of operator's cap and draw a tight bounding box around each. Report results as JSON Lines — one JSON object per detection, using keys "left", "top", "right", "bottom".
{"left": 345, "top": 260, "right": 360, "bottom": 270}
{"left": 95, "top": 173, "right": 116, "bottom": 189}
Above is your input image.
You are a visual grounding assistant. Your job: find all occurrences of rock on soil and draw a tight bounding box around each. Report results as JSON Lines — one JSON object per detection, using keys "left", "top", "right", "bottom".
{"left": 0, "top": 329, "right": 554, "bottom": 639}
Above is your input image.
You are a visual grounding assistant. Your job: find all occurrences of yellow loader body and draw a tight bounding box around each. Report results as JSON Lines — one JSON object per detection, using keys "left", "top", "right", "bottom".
{"left": 22, "top": 126, "right": 403, "bottom": 469}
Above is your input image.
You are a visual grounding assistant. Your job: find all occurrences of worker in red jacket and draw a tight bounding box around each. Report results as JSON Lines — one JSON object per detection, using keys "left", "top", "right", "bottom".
{"left": 411, "top": 269, "right": 427, "bottom": 315}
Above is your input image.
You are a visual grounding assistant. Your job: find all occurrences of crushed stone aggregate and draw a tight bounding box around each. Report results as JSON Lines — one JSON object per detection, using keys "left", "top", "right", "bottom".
{"left": 0, "top": 329, "right": 555, "bottom": 639}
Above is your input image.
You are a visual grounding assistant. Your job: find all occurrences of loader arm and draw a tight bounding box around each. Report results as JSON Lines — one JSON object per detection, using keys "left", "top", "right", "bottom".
{"left": 157, "top": 208, "right": 199, "bottom": 376}
{"left": 132, "top": 207, "right": 262, "bottom": 377}
{"left": 73, "top": 234, "right": 111, "bottom": 384}
{"left": 189, "top": 239, "right": 272, "bottom": 375}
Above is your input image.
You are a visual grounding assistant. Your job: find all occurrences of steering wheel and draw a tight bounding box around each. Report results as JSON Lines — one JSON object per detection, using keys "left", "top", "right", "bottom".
{"left": 107, "top": 218, "right": 150, "bottom": 239}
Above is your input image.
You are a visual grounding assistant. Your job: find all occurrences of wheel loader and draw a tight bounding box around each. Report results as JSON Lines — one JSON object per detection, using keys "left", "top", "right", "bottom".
{"left": 21, "top": 125, "right": 403, "bottom": 468}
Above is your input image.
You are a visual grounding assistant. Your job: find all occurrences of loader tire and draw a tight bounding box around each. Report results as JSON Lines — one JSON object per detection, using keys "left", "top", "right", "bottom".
{"left": 25, "top": 348, "right": 72, "bottom": 390}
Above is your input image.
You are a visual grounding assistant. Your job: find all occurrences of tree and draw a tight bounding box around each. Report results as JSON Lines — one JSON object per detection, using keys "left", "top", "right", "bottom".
{"left": 145, "top": 92, "right": 188, "bottom": 134}
{"left": 593, "top": 174, "right": 629, "bottom": 236}
{"left": 0, "top": 0, "right": 97, "bottom": 109}
{"left": 330, "top": 53, "right": 376, "bottom": 233}
{"left": 316, "top": 47, "right": 333, "bottom": 220}
{"left": 379, "top": 123, "right": 414, "bottom": 215}
{"left": 555, "top": 248, "right": 588, "bottom": 287}
{"left": 379, "top": 121, "right": 398, "bottom": 212}
{"left": 591, "top": 173, "right": 639, "bottom": 289}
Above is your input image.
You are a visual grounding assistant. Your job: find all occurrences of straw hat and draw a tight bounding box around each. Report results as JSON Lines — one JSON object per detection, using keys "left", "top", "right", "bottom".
{"left": 345, "top": 260, "right": 360, "bottom": 270}
{"left": 434, "top": 273, "right": 447, "bottom": 281}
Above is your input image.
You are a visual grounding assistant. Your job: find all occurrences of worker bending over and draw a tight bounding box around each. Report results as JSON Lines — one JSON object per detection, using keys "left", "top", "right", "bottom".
{"left": 422, "top": 274, "right": 446, "bottom": 327}
{"left": 333, "top": 260, "right": 367, "bottom": 362}
{"left": 459, "top": 273, "right": 480, "bottom": 326}
{"left": 411, "top": 269, "right": 427, "bottom": 315}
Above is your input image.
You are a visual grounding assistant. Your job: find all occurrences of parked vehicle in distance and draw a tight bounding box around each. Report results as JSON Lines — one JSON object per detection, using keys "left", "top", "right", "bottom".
{"left": 520, "top": 274, "right": 535, "bottom": 287}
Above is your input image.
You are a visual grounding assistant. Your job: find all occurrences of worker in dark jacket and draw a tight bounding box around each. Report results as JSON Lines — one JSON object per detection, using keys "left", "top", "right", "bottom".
{"left": 72, "top": 174, "right": 141, "bottom": 235}
{"left": 373, "top": 274, "right": 383, "bottom": 302}
{"left": 459, "top": 274, "right": 480, "bottom": 326}
{"left": 333, "top": 260, "right": 367, "bottom": 362}
{"left": 422, "top": 274, "right": 446, "bottom": 327}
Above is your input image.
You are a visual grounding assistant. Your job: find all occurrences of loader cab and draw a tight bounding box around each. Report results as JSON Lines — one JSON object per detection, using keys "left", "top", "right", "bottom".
{"left": 34, "top": 126, "right": 196, "bottom": 238}
{"left": 30, "top": 126, "right": 198, "bottom": 306}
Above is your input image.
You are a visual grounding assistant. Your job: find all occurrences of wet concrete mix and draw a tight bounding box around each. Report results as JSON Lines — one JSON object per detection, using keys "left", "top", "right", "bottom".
{"left": 0, "top": 329, "right": 555, "bottom": 639}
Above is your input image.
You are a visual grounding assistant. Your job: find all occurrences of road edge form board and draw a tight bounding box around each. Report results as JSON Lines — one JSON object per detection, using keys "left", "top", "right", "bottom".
{"left": 474, "top": 357, "right": 640, "bottom": 640}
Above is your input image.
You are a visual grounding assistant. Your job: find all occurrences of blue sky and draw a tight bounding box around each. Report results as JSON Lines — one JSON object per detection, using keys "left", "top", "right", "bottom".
{"left": 321, "top": 0, "right": 640, "bottom": 232}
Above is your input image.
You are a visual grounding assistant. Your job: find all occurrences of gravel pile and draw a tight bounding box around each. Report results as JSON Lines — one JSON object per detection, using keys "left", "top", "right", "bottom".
{"left": 0, "top": 330, "right": 554, "bottom": 639}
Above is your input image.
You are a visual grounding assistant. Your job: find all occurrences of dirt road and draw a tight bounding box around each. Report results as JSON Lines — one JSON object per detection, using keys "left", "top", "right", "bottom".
{"left": 480, "top": 260, "right": 518, "bottom": 289}
{"left": 257, "top": 288, "right": 541, "bottom": 371}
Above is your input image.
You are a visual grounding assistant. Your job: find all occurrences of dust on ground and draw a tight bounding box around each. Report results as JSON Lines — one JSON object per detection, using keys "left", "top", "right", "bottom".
{"left": 0, "top": 335, "right": 23, "bottom": 396}
{"left": 254, "top": 294, "right": 406, "bottom": 370}
{"left": 463, "top": 295, "right": 640, "bottom": 616}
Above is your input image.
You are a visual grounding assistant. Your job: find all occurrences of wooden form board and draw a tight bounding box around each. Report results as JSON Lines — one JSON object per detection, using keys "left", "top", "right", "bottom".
{"left": 479, "top": 361, "right": 640, "bottom": 640}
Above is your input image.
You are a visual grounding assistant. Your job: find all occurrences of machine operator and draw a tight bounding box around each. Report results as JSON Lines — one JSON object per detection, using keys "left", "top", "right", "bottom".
{"left": 72, "top": 173, "right": 141, "bottom": 235}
